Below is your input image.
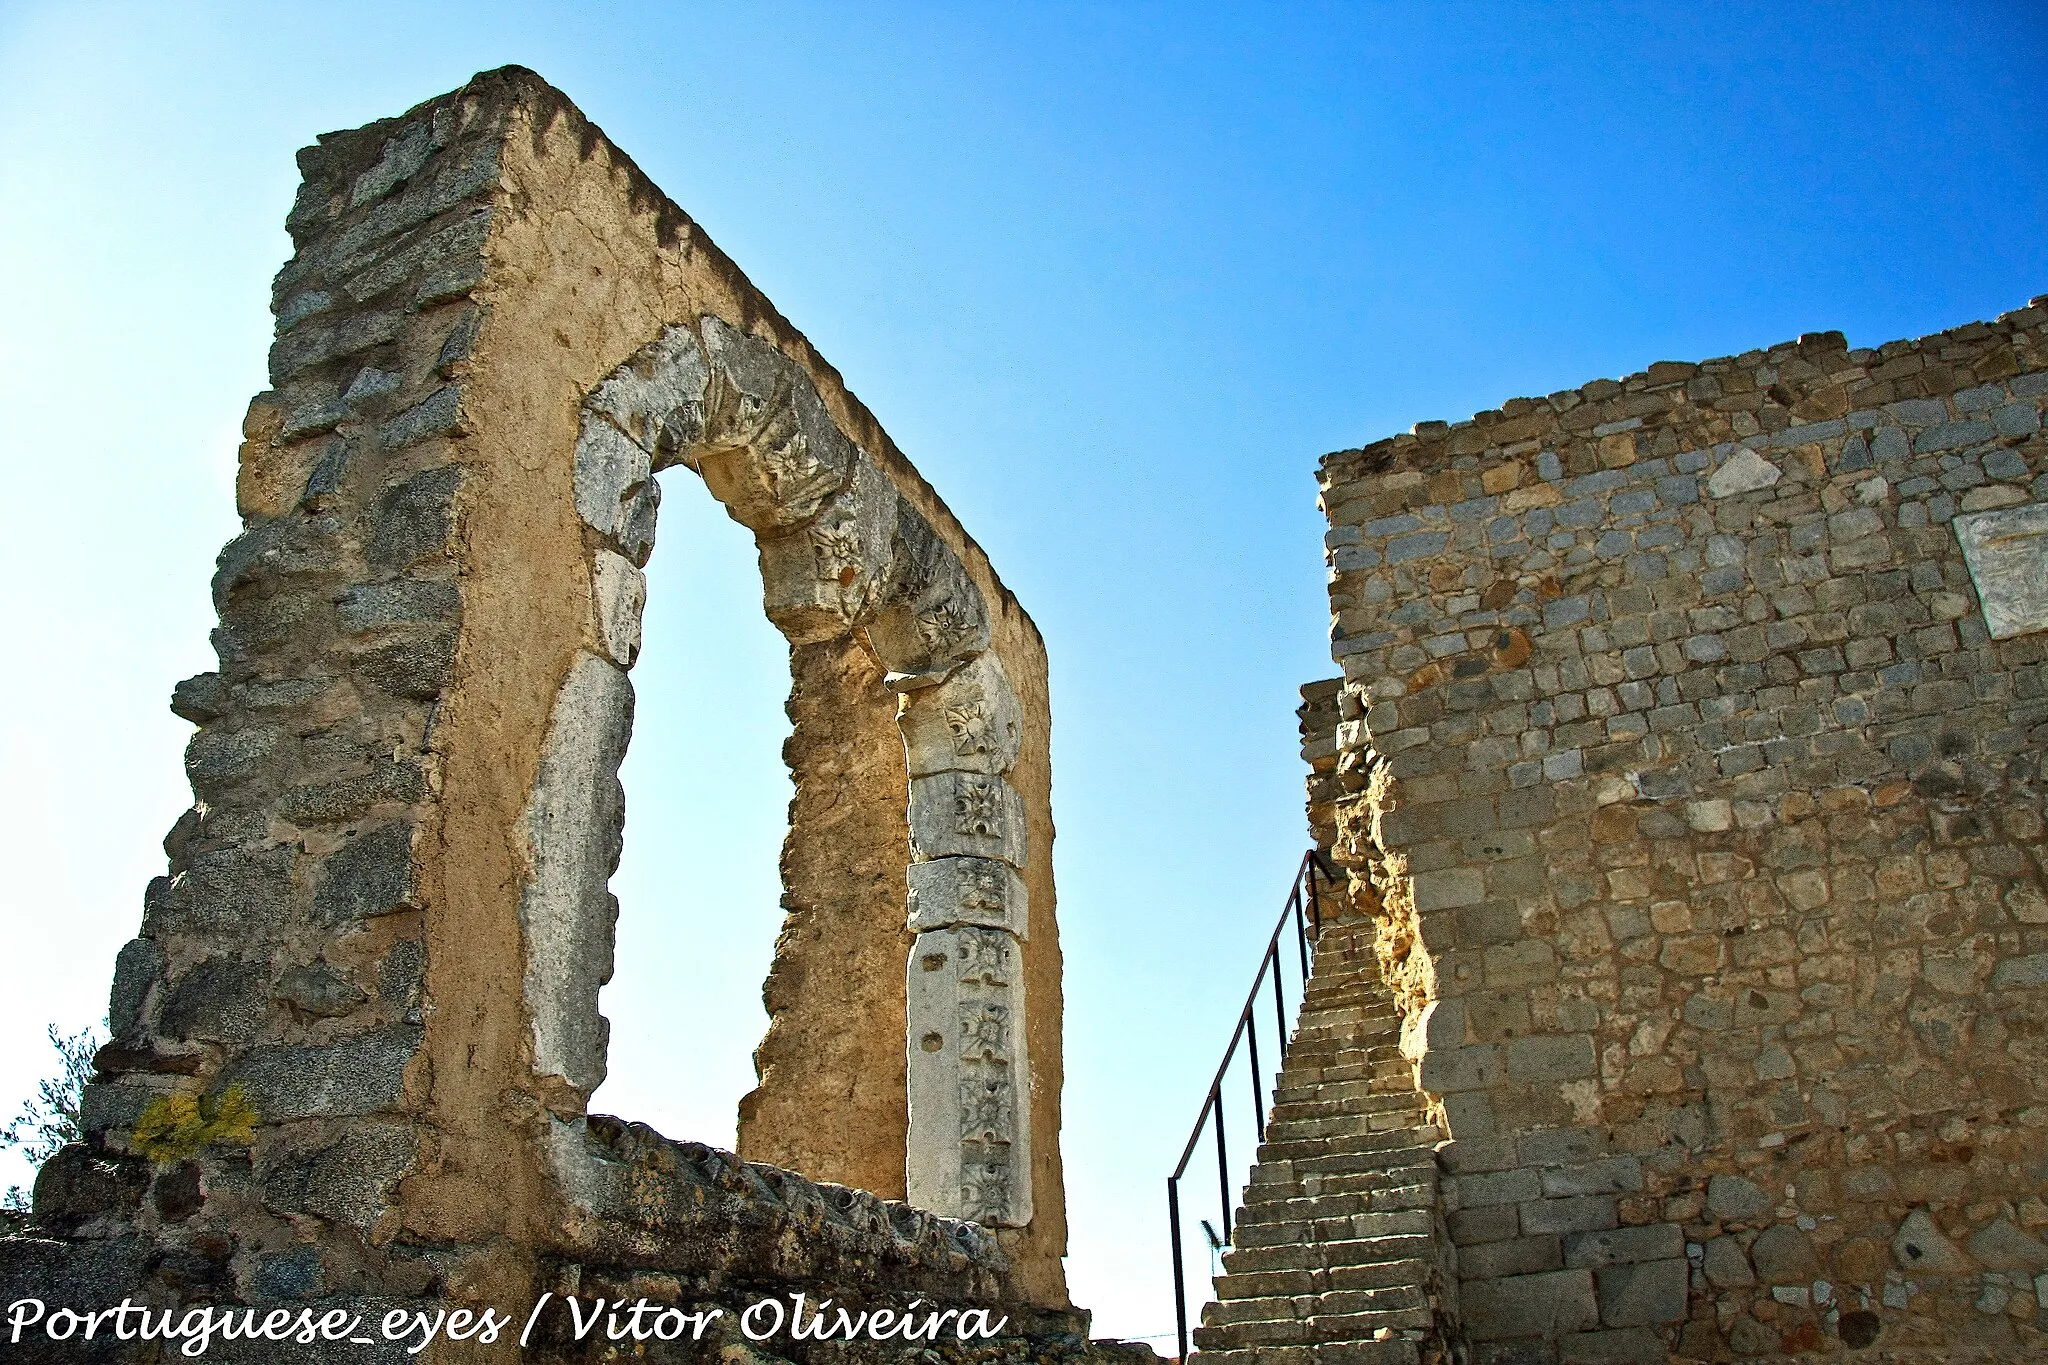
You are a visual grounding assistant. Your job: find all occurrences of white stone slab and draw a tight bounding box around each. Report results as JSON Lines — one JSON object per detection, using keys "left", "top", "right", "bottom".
{"left": 908, "top": 772, "right": 1026, "bottom": 867}
{"left": 591, "top": 550, "right": 645, "bottom": 668}
{"left": 905, "top": 925, "right": 1032, "bottom": 1227}
{"left": 898, "top": 652, "right": 1023, "bottom": 777}
{"left": 1707, "top": 447, "right": 1781, "bottom": 498}
{"left": 907, "top": 856, "right": 1028, "bottom": 939}
{"left": 757, "top": 458, "right": 899, "bottom": 644}
{"left": 1954, "top": 503, "right": 2048, "bottom": 639}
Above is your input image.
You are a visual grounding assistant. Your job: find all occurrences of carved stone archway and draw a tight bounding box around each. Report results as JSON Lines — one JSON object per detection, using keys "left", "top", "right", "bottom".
{"left": 1, "top": 67, "right": 1074, "bottom": 1335}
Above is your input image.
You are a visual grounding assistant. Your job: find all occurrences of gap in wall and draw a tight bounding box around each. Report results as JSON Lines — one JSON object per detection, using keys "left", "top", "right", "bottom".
{"left": 589, "top": 469, "right": 793, "bottom": 1151}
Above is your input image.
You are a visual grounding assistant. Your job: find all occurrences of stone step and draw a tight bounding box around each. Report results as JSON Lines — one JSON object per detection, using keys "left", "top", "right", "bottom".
{"left": 1273, "top": 1074, "right": 1409, "bottom": 1108}
{"left": 1220, "top": 1231, "right": 1436, "bottom": 1275}
{"left": 1269, "top": 1091, "right": 1425, "bottom": 1123}
{"left": 1258, "top": 1125, "right": 1441, "bottom": 1164}
{"left": 1237, "top": 1182, "right": 1436, "bottom": 1226}
{"left": 1248, "top": 1141, "right": 1439, "bottom": 1184}
{"left": 1191, "top": 1339, "right": 1421, "bottom": 1365}
{"left": 1215, "top": 1256, "right": 1433, "bottom": 1301}
{"left": 1231, "top": 1206, "right": 1432, "bottom": 1249}
{"left": 1202, "top": 1283, "right": 1426, "bottom": 1329}
{"left": 1245, "top": 1161, "right": 1438, "bottom": 1204}
{"left": 1193, "top": 1303, "right": 1434, "bottom": 1349}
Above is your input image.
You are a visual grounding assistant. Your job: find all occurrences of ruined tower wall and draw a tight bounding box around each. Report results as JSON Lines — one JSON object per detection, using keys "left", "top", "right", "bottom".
{"left": 1316, "top": 302, "right": 2048, "bottom": 1361}
{"left": 2, "top": 67, "right": 1079, "bottom": 1346}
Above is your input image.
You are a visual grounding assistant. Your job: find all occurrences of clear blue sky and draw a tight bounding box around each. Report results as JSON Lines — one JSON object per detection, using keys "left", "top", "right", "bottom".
{"left": 2, "top": 0, "right": 2043, "bottom": 1342}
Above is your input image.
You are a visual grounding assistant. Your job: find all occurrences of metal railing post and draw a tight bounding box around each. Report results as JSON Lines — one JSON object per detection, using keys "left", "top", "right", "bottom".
{"left": 1246, "top": 1008, "right": 1264, "bottom": 1138}
{"left": 1270, "top": 943, "right": 1287, "bottom": 1062}
{"left": 1212, "top": 1085, "right": 1230, "bottom": 1240}
{"left": 1168, "top": 1176, "right": 1188, "bottom": 1362}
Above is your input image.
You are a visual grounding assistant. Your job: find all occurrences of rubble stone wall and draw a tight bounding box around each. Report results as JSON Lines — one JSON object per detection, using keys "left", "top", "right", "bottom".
{"left": 1316, "top": 301, "right": 2048, "bottom": 1361}
{"left": 0, "top": 65, "right": 1084, "bottom": 1356}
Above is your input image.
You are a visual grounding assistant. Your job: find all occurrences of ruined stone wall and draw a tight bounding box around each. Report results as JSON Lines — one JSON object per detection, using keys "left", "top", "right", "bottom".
{"left": 1317, "top": 301, "right": 2048, "bottom": 1362}
{"left": 1300, "top": 680, "right": 1345, "bottom": 860}
{"left": 0, "top": 66, "right": 1086, "bottom": 1355}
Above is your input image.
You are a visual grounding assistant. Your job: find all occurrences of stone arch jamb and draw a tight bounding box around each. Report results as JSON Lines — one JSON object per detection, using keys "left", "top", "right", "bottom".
{"left": 534, "top": 314, "right": 1041, "bottom": 1238}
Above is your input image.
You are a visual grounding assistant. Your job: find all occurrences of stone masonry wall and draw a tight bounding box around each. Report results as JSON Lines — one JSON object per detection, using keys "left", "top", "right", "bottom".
{"left": 0, "top": 66, "right": 1093, "bottom": 1358}
{"left": 1317, "top": 300, "right": 2048, "bottom": 1362}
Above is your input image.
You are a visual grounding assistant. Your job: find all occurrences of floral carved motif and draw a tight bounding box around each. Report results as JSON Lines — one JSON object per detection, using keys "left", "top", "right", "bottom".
{"left": 954, "top": 776, "right": 1003, "bottom": 837}
{"left": 958, "top": 1001, "right": 1010, "bottom": 1061}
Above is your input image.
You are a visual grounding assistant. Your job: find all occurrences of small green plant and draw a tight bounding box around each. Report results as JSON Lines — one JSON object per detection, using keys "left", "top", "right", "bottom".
{"left": 130, "top": 1086, "right": 259, "bottom": 1165}
{"left": 1, "top": 1022, "right": 104, "bottom": 1211}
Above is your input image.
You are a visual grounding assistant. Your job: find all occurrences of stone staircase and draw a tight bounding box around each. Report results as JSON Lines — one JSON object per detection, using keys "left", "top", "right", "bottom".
{"left": 1193, "top": 917, "right": 1448, "bottom": 1365}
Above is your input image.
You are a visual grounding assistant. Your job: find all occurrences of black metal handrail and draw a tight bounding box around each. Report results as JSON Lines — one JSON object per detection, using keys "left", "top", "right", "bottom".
{"left": 1165, "top": 848, "right": 1338, "bottom": 1360}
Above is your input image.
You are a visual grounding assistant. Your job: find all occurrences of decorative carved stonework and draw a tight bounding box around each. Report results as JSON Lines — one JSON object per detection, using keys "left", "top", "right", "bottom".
{"left": 955, "top": 775, "right": 1005, "bottom": 837}
{"left": 906, "top": 924, "right": 1032, "bottom": 1228}
{"left": 906, "top": 856, "right": 1028, "bottom": 938}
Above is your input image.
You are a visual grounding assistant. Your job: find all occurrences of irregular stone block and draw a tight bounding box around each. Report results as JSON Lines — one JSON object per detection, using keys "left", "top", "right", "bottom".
{"left": 249, "top": 1245, "right": 328, "bottom": 1299}
{"left": 276, "top": 962, "right": 368, "bottom": 1018}
{"left": 1702, "top": 1234, "right": 1754, "bottom": 1288}
{"left": 1990, "top": 952, "right": 2048, "bottom": 989}
{"left": 1965, "top": 1218, "right": 2048, "bottom": 1272}
{"left": 868, "top": 505, "right": 992, "bottom": 684}
{"left": 357, "top": 625, "right": 458, "bottom": 699}
{"left": 212, "top": 516, "right": 345, "bottom": 610}
{"left": 160, "top": 958, "right": 267, "bottom": 1043}
{"left": 697, "top": 317, "right": 857, "bottom": 530}
{"left": 142, "top": 845, "right": 294, "bottom": 936}
{"left": 368, "top": 465, "right": 462, "bottom": 571}
{"left": 757, "top": 457, "right": 898, "bottom": 643}
{"left": 1518, "top": 1126, "right": 1608, "bottom": 1167}
{"left": 1438, "top": 1133, "right": 1518, "bottom": 1175}
{"left": 1460, "top": 1267, "right": 1599, "bottom": 1341}
{"left": 1420, "top": 1043, "right": 1502, "bottom": 1094}
{"left": 591, "top": 550, "right": 645, "bottom": 667}
{"left": 1461, "top": 1167, "right": 1543, "bottom": 1208}
{"left": 519, "top": 651, "right": 632, "bottom": 1096}
{"left": 1507, "top": 1033, "right": 1596, "bottom": 1083}
{"left": 1750, "top": 1223, "right": 1818, "bottom": 1282}
{"left": 336, "top": 579, "right": 459, "bottom": 632}
{"left": 1592, "top": 1258, "right": 1687, "bottom": 1328}
{"left": 1543, "top": 1157, "right": 1642, "bottom": 1198}
{"left": 573, "top": 412, "right": 653, "bottom": 549}
{"left": 223, "top": 1024, "right": 423, "bottom": 1121}
{"left": 1450, "top": 1204, "right": 1522, "bottom": 1246}
{"left": 1405, "top": 996, "right": 1466, "bottom": 1061}
{"left": 266, "top": 1122, "right": 416, "bottom": 1230}
{"left": 907, "top": 856, "right": 1028, "bottom": 938}
{"left": 107, "top": 938, "right": 164, "bottom": 1039}
{"left": 279, "top": 760, "right": 427, "bottom": 825}
{"left": 1706, "top": 447, "right": 1781, "bottom": 498}
{"left": 1951, "top": 501, "right": 2048, "bottom": 638}
{"left": 1705, "top": 1172, "right": 1771, "bottom": 1221}
{"left": 588, "top": 323, "right": 709, "bottom": 463}
{"left": 1521, "top": 1195, "right": 1619, "bottom": 1236}
{"left": 905, "top": 925, "right": 1032, "bottom": 1228}
{"left": 184, "top": 725, "right": 284, "bottom": 793}
{"left": 1892, "top": 1207, "right": 1974, "bottom": 1274}
{"left": 1556, "top": 1326, "right": 1669, "bottom": 1364}
{"left": 898, "top": 652, "right": 1023, "bottom": 777}
{"left": 908, "top": 772, "right": 1026, "bottom": 867}
{"left": 378, "top": 384, "right": 463, "bottom": 451}
{"left": 170, "top": 672, "right": 230, "bottom": 723}
{"left": 1413, "top": 866, "right": 1485, "bottom": 911}
{"left": 312, "top": 821, "right": 417, "bottom": 924}
{"left": 1462, "top": 1235, "right": 1564, "bottom": 1279}
{"left": 1564, "top": 1222, "right": 1680, "bottom": 1268}
{"left": 30, "top": 1147, "right": 149, "bottom": 1234}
